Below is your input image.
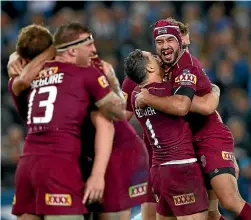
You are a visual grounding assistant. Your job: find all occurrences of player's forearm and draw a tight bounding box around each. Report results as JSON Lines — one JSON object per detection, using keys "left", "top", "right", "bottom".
{"left": 105, "top": 68, "right": 126, "bottom": 103}
{"left": 144, "top": 94, "right": 191, "bottom": 116}
{"left": 98, "top": 91, "right": 127, "bottom": 120}
{"left": 190, "top": 93, "right": 219, "bottom": 115}
{"left": 19, "top": 45, "right": 56, "bottom": 85}
{"left": 91, "top": 121, "right": 114, "bottom": 177}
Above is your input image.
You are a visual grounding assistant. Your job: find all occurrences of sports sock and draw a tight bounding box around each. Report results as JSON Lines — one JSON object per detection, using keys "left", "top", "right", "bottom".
{"left": 239, "top": 203, "right": 251, "bottom": 220}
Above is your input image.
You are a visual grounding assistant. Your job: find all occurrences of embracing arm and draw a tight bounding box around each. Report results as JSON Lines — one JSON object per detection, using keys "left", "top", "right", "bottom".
{"left": 10, "top": 45, "right": 56, "bottom": 96}
{"left": 190, "top": 84, "right": 220, "bottom": 115}
{"left": 144, "top": 93, "right": 191, "bottom": 116}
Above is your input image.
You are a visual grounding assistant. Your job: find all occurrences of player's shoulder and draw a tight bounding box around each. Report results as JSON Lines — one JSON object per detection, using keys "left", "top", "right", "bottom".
{"left": 122, "top": 76, "right": 137, "bottom": 88}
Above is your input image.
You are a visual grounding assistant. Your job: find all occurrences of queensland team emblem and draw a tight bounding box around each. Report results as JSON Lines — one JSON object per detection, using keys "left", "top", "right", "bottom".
{"left": 35, "top": 67, "right": 58, "bottom": 80}
{"left": 222, "top": 151, "right": 234, "bottom": 161}
{"left": 173, "top": 193, "right": 196, "bottom": 206}
{"left": 45, "top": 193, "right": 72, "bottom": 206}
{"left": 129, "top": 182, "right": 147, "bottom": 198}
{"left": 97, "top": 75, "right": 109, "bottom": 88}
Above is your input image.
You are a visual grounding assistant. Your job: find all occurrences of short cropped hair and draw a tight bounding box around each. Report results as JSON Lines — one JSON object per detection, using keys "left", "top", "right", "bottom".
{"left": 16, "top": 24, "right": 52, "bottom": 60}
{"left": 53, "top": 22, "right": 92, "bottom": 46}
{"left": 124, "top": 49, "right": 148, "bottom": 84}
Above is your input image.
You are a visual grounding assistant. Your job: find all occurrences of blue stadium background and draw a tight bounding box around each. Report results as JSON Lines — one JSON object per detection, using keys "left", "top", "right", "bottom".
{"left": 1, "top": 1, "right": 251, "bottom": 219}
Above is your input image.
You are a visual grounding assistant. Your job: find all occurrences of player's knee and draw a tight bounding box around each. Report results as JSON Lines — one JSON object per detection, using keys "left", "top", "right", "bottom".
{"left": 207, "top": 210, "right": 221, "bottom": 220}
{"left": 18, "top": 214, "right": 42, "bottom": 220}
{"left": 44, "top": 215, "right": 84, "bottom": 220}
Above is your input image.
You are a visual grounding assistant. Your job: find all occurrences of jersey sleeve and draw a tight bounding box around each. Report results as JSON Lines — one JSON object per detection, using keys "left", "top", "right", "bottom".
{"left": 122, "top": 77, "right": 137, "bottom": 112}
{"left": 172, "top": 66, "right": 199, "bottom": 99}
{"left": 84, "top": 67, "right": 112, "bottom": 104}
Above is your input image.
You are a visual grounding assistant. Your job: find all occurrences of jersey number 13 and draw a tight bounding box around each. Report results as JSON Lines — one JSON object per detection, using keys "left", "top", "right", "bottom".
{"left": 27, "top": 86, "right": 57, "bottom": 124}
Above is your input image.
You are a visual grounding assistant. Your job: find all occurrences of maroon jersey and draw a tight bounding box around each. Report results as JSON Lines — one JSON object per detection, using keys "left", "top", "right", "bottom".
{"left": 131, "top": 82, "right": 195, "bottom": 166}
{"left": 168, "top": 51, "right": 233, "bottom": 141}
{"left": 122, "top": 76, "right": 137, "bottom": 112}
{"left": 8, "top": 61, "right": 111, "bottom": 156}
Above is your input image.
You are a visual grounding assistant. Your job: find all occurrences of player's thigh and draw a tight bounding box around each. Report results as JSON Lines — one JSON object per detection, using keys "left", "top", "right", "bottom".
{"left": 99, "top": 209, "right": 131, "bottom": 220}
{"left": 17, "top": 213, "right": 42, "bottom": 220}
{"left": 196, "top": 137, "right": 235, "bottom": 181}
{"left": 156, "top": 213, "right": 176, "bottom": 220}
{"left": 160, "top": 163, "right": 208, "bottom": 217}
{"left": 141, "top": 202, "right": 157, "bottom": 220}
{"left": 44, "top": 215, "right": 84, "bottom": 220}
{"left": 210, "top": 173, "right": 245, "bottom": 212}
{"left": 176, "top": 211, "right": 207, "bottom": 220}
{"left": 32, "top": 156, "right": 87, "bottom": 215}
{"left": 13, "top": 157, "right": 36, "bottom": 215}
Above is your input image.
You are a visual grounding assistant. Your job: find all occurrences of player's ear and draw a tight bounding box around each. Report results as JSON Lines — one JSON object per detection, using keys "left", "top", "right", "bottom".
{"left": 68, "top": 48, "right": 77, "bottom": 57}
{"left": 146, "top": 63, "right": 154, "bottom": 73}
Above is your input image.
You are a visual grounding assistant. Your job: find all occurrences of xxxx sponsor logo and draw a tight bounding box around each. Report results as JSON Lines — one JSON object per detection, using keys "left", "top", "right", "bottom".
{"left": 45, "top": 193, "right": 72, "bottom": 206}
{"left": 173, "top": 193, "right": 196, "bottom": 206}
{"left": 129, "top": 182, "right": 147, "bottom": 198}
{"left": 175, "top": 72, "right": 197, "bottom": 85}
{"left": 222, "top": 151, "right": 234, "bottom": 161}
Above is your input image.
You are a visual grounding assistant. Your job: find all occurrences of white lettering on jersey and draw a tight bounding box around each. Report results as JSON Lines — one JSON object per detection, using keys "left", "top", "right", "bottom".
{"left": 135, "top": 107, "right": 156, "bottom": 118}
{"left": 31, "top": 73, "right": 64, "bottom": 89}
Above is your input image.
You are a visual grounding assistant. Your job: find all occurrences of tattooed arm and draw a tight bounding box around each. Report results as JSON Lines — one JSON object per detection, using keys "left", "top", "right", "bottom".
{"left": 101, "top": 61, "right": 126, "bottom": 103}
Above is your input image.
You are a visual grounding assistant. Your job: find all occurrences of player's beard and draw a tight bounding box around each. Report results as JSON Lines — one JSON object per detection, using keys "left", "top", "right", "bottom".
{"left": 159, "top": 48, "right": 180, "bottom": 67}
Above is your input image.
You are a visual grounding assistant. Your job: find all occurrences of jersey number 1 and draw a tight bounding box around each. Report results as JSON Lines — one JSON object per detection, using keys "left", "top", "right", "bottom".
{"left": 27, "top": 86, "right": 57, "bottom": 124}
{"left": 146, "top": 118, "right": 161, "bottom": 148}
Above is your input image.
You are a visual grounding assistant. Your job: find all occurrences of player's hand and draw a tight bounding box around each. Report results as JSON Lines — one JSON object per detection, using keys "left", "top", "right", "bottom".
{"left": 135, "top": 88, "right": 149, "bottom": 108}
{"left": 100, "top": 60, "right": 117, "bottom": 81}
{"left": 7, "top": 52, "right": 27, "bottom": 78}
{"left": 211, "top": 83, "right": 220, "bottom": 97}
{"left": 82, "top": 174, "right": 105, "bottom": 205}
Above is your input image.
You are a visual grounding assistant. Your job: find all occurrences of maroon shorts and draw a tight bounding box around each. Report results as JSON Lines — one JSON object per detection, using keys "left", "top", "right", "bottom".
{"left": 143, "top": 134, "right": 156, "bottom": 203}
{"left": 87, "top": 136, "right": 149, "bottom": 213}
{"left": 12, "top": 154, "right": 87, "bottom": 215}
{"left": 150, "top": 162, "right": 208, "bottom": 217}
{"left": 195, "top": 136, "right": 235, "bottom": 188}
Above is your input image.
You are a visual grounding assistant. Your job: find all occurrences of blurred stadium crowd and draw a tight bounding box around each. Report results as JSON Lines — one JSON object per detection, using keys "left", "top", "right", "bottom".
{"left": 1, "top": 1, "right": 251, "bottom": 219}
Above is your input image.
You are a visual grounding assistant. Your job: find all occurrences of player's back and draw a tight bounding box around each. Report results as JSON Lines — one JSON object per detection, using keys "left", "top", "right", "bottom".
{"left": 23, "top": 61, "right": 103, "bottom": 156}
{"left": 131, "top": 82, "right": 195, "bottom": 166}
{"left": 170, "top": 52, "right": 232, "bottom": 141}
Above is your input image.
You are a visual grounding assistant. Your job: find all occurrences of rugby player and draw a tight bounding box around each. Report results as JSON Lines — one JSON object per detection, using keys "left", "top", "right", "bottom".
{"left": 121, "top": 18, "right": 219, "bottom": 220}
{"left": 8, "top": 23, "right": 126, "bottom": 220}
{"left": 134, "top": 19, "right": 251, "bottom": 220}
{"left": 125, "top": 49, "right": 209, "bottom": 220}
{"left": 78, "top": 55, "right": 149, "bottom": 220}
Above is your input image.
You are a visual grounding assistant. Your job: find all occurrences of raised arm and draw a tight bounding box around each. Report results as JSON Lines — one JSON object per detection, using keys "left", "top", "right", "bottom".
{"left": 9, "top": 45, "right": 56, "bottom": 96}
